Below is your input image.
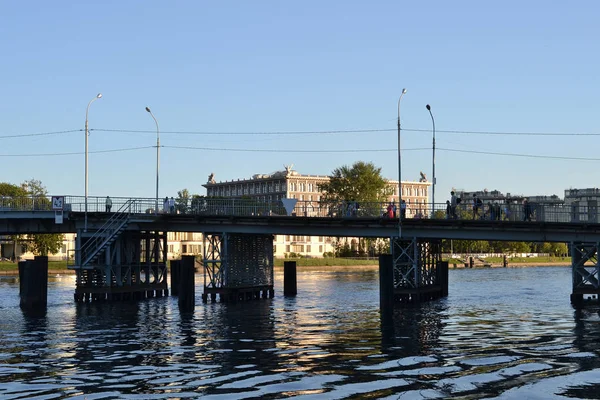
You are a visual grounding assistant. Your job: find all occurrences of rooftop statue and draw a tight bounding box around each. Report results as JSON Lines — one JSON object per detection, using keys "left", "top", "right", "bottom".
{"left": 208, "top": 172, "right": 216, "bottom": 184}
{"left": 284, "top": 164, "right": 294, "bottom": 177}
{"left": 419, "top": 171, "right": 428, "bottom": 182}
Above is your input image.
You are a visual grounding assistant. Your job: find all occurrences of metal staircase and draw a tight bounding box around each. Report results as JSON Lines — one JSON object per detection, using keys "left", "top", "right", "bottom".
{"left": 71, "top": 199, "right": 135, "bottom": 269}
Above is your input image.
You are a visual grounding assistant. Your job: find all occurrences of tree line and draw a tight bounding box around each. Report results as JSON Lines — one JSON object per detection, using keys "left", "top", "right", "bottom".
{"left": 0, "top": 180, "right": 64, "bottom": 257}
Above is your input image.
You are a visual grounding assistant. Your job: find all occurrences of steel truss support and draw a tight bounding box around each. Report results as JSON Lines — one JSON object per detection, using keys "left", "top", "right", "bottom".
{"left": 74, "top": 230, "right": 168, "bottom": 302}
{"left": 571, "top": 241, "right": 600, "bottom": 308}
{"left": 391, "top": 237, "right": 446, "bottom": 303}
{"left": 202, "top": 232, "right": 274, "bottom": 303}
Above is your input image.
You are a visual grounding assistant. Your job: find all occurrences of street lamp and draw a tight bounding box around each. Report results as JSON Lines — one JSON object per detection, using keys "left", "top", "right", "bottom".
{"left": 397, "top": 88, "right": 407, "bottom": 237}
{"left": 146, "top": 107, "right": 160, "bottom": 214}
{"left": 426, "top": 104, "right": 436, "bottom": 218}
{"left": 84, "top": 93, "right": 102, "bottom": 232}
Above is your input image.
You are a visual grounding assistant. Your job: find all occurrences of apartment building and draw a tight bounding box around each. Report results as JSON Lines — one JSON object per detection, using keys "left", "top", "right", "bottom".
{"left": 203, "top": 166, "right": 431, "bottom": 257}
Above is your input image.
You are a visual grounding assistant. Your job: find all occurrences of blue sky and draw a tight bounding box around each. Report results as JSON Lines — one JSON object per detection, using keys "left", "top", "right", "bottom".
{"left": 1, "top": 1, "right": 599, "bottom": 203}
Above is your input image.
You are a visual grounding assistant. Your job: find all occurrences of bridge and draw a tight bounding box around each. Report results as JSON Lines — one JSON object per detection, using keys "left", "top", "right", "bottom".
{"left": 2, "top": 195, "right": 600, "bottom": 308}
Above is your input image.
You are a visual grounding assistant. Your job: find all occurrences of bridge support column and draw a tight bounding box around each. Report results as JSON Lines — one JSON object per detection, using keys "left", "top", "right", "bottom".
{"left": 391, "top": 237, "right": 445, "bottom": 304}
{"left": 379, "top": 254, "right": 394, "bottom": 318}
{"left": 19, "top": 256, "right": 48, "bottom": 315}
{"left": 570, "top": 242, "right": 600, "bottom": 308}
{"left": 202, "top": 233, "right": 274, "bottom": 303}
{"left": 284, "top": 261, "right": 297, "bottom": 296}
{"left": 170, "top": 259, "right": 181, "bottom": 296}
{"left": 178, "top": 255, "right": 195, "bottom": 311}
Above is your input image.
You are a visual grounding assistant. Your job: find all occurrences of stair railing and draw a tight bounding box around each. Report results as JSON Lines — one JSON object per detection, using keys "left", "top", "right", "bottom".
{"left": 77, "top": 199, "right": 135, "bottom": 268}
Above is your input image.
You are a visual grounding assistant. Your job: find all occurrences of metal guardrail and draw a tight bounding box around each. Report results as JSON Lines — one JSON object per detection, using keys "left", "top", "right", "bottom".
{"left": 67, "top": 200, "right": 134, "bottom": 268}
{"left": 1, "top": 195, "right": 600, "bottom": 224}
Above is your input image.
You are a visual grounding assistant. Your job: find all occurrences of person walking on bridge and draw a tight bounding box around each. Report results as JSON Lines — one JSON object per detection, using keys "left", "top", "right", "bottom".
{"left": 472, "top": 194, "right": 481, "bottom": 220}
{"left": 523, "top": 199, "right": 532, "bottom": 221}
{"left": 105, "top": 196, "right": 112, "bottom": 212}
{"left": 450, "top": 191, "right": 457, "bottom": 219}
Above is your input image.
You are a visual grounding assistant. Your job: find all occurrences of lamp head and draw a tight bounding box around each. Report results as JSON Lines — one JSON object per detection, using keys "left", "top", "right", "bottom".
{"left": 145, "top": 107, "right": 151, "bottom": 113}
{"left": 426, "top": 104, "right": 431, "bottom": 111}
{"left": 96, "top": 93, "right": 102, "bottom": 99}
{"left": 402, "top": 88, "right": 407, "bottom": 94}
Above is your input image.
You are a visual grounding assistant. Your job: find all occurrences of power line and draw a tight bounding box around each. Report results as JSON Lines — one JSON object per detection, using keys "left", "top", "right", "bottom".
{"left": 92, "top": 128, "right": 394, "bottom": 135}
{"left": 95, "top": 127, "right": 600, "bottom": 136}
{"left": 162, "top": 145, "right": 428, "bottom": 153}
{"left": 438, "top": 147, "right": 600, "bottom": 161}
{"left": 0, "top": 146, "right": 154, "bottom": 157}
{"left": 164, "top": 144, "right": 600, "bottom": 161}
{"left": 3, "top": 127, "right": 600, "bottom": 138}
{"left": 405, "top": 128, "right": 600, "bottom": 136}
{"left": 0, "top": 143, "right": 598, "bottom": 161}
{"left": 0, "top": 129, "right": 82, "bottom": 139}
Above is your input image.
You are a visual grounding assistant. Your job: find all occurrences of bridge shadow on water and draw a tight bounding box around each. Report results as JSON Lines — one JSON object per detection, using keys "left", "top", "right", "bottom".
{"left": 380, "top": 300, "right": 448, "bottom": 355}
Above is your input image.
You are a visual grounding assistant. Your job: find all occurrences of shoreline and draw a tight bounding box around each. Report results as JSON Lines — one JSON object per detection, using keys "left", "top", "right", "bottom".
{"left": 0, "top": 262, "right": 571, "bottom": 276}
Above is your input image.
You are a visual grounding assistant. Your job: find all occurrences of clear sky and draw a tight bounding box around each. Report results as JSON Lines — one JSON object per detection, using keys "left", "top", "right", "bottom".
{"left": 1, "top": 1, "right": 599, "bottom": 203}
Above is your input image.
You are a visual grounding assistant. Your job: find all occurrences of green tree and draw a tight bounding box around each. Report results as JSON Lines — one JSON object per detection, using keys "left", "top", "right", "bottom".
{"left": 541, "top": 242, "right": 568, "bottom": 257}
{"left": 318, "top": 161, "right": 392, "bottom": 214}
{"left": 0, "top": 181, "right": 64, "bottom": 257}
{"left": 23, "top": 234, "right": 63, "bottom": 256}
{"left": 175, "top": 188, "right": 190, "bottom": 214}
{"left": 0, "top": 183, "right": 27, "bottom": 197}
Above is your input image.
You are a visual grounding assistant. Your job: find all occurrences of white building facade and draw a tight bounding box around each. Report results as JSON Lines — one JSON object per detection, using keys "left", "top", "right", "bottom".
{"left": 203, "top": 167, "right": 431, "bottom": 258}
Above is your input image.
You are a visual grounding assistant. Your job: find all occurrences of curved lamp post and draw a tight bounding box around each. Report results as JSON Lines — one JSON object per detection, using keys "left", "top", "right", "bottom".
{"left": 397, "top": 88, "right": 407, "bottom": 237}
{"left": 84, "top": 93, "right": 102, "bottom": 232}
{"left": 145, "top": 107, "right": 160, "bottom": 214}
{"left": 426, "top": 104, "right": 436, "bottom": 217}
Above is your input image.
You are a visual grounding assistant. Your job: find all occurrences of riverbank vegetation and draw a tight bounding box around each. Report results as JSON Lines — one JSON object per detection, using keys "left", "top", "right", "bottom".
{"left": 0, "top": 260, "right": 68, "bottom": 271}
{"left": 0, "top": 256, "right": 570, "bottom": 273}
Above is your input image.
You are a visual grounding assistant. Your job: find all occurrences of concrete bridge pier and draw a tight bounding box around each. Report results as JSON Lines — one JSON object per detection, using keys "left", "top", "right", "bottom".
{"left": 19, "top": 256, "right": 48, "bottom": 314}
{"left": 283, "top": 261, "right": 297, "bottom": 296}
{"left": 570, "top": 242, "right": 600, "bottom": 308}
{"left": 170, "top": 259, "right": 181, "bottom": 296}
{"left": 390, "top": 237, "right": 447, "bottom": 304}
{"left": 202, "top": 233, "right": 274, "bottom": 303}
{"left": 178, "top": 255, "right": 195, "bottom": 311}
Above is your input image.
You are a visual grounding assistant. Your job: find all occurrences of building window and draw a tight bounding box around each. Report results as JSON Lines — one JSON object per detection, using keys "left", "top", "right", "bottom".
{"left": 286, "top": 245, "right": 290, "bottom": 252}
{"left": 319, "top": 245, "right": 323, "bottom": 253}
{"left": 182, "top": 245, "right": 187, "bottom": 253}
{"left": 169, "top": 245, "right": 173, "bottom": 253}
{"left": 307, "top": 245, "right": 311, "bottom": 252}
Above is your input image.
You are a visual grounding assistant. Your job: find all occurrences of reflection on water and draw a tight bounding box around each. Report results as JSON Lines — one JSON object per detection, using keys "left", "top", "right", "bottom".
{"left": 0, "top": 266, "right": 599, "bottom": 399}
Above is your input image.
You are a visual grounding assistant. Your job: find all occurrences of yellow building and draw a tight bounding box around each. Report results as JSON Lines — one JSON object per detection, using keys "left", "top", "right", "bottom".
{"left": 203, "top": 166, "right": 431, "bottom": 258}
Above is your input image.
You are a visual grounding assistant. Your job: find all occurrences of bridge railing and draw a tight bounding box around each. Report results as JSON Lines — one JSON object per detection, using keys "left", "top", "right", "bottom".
{"left": 3, "top": 195, "right": 600, "bottom": 224}
{"left": 63, "top": 196, "right": 157, "bottom": 213}
{"left": 0, "top": 195, "right": 53, "bottom": 211}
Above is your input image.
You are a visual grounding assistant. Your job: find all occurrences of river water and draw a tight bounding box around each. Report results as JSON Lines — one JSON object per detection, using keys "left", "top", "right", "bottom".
{"left": 1, "top": 266, "right": 599, "bottom": 399}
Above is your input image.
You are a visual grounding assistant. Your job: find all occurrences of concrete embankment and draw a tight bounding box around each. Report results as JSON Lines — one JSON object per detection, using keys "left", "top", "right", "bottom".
{"left": 0, "top": 262, "right": 572, "bottom": 276}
